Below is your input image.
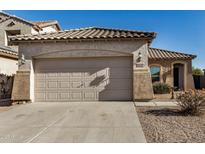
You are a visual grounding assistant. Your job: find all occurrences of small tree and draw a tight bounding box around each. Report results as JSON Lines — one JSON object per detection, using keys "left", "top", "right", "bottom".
{"left": 192, "top": 67, "right": 204, "bottom": 76}
{"left": 176, "top": 90, "right": 205, "bottom": 116}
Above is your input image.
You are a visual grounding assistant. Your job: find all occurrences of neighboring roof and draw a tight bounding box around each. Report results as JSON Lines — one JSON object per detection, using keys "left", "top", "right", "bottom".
{"left": 0, "top": 45, "right": 18, "bottom": 59}
{"left": 9, "top": 27, "right": 156, "bottom": 43}
{"left": 32, "top": 20, "right": 61, "bottom": 31}
{"left": 148, "top": 47, "right": 196, "bottom": 60}
{"left": 0, "top": 11, "right": 41, "bottom": 31}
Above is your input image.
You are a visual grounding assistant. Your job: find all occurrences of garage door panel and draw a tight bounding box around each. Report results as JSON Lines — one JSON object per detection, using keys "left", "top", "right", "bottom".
{"left": 47, "top": 81, "right": 58, "bottom": 88}
{"left": 84, "top": 92, "right": 96, "bottom": 100}
{"left": 59, "top": 93, "right": 70, "bottom": 100}
{"left": 46, "top": 92, "right": 58, "bottom": 100}
{"left": 36, "top": 81, "right": 46, "bottom": 89}
{"left": 108, "top": 59, "right": 132, "bottom": 67}
{"left": 34, "top": 57, "right": 132, "bottom": 102}
{"left": 99, "top": 90, "right": 132, "bottom": 101}
{"left": 35, "top": 74, "right": 46, "bottom": 81}
{"left": 104, "top": 79, "right": 132, "bottom": 90}
{"left": 35, "top": 92, "right": 46, "bottom": 100}
{"left": 58, "top": 81, "right": 70, "bottom": 88}
{"left": 47, "top": 73, "right": 58, "bottom": 77}
{"left": 70, "top": 91, "right": 83, "bottom": 100}
{"left": 71, "top": 81, "right": 83, "bottom": 88}
{"left": 70, "top": 72, "right": 83, "bottom": 77}
{"left": 110, "top": 68, "right": 132, "bottom": 78}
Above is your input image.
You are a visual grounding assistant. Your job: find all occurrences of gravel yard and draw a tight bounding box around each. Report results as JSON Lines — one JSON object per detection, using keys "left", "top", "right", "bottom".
{"left": 136, "top": 106, "right": 205, "bottom": 143}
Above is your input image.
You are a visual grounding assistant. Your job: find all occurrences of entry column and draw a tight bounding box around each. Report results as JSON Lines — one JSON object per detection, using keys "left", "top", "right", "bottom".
{"left": 133, "top": 45, "right": 154, "bottom": 101}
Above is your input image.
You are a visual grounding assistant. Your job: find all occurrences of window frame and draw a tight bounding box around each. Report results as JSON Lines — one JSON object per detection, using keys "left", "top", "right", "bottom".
{"left": 150, "top": 65, "right": 162, "bottom": 83}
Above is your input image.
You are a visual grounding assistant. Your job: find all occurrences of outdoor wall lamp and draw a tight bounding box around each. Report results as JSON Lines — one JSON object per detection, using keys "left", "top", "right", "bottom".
{"left": 135, "top": 51, "right": 144, "bottom": 67}
{"left": 18, "top": 53, "right": 26, "bottom": 66}
{"left": 138, "top": 52, "right": 142, "bottom": 62}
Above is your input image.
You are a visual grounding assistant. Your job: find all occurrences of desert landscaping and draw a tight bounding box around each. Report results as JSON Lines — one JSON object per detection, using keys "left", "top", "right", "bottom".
{"left": 137, "top": 106, "right": 205, "bottom": 143}
{"left": 136, "top": 90, "right": 205, "bottom": 143}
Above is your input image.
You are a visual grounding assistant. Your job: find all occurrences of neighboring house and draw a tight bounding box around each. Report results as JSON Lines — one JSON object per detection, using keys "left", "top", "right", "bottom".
{"left": 0, "top": 11, "right": 41, "bottom": 47}
{"left": 0, "top": 11, "right": 61, "bottom": 46}
{"left": 32, "top": 21, "right": 61, "bottom": 33}
{"left": 0, "top": 45, "right": 18, "bottom": 75}
{"left": 0, "top": 11, "right": 61, "bottom": 75}
{"left": 9, "top": 27, "right": 196, "bottom": 102}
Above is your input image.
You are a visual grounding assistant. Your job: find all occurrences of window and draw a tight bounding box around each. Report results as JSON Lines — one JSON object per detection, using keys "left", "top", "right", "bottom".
{"left": 5, "top": 30, "right": 21, "bottom": 46}
{"left": 150, "top": 66, "right": 160, "bottom": 82}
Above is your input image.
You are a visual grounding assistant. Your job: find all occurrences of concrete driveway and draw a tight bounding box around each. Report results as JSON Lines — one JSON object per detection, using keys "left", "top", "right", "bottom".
{"left": 0, "top": 102, "right": 146, "bottom": 143}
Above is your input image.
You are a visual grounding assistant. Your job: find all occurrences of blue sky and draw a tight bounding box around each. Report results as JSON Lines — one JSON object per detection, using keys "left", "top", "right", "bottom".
{"left": 4, "top": 10, "right": 205, "bottom": 69}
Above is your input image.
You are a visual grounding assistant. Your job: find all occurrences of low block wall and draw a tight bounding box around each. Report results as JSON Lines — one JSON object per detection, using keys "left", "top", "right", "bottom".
{"left": 193, "top": 70, "right": 205, "bottom": 89}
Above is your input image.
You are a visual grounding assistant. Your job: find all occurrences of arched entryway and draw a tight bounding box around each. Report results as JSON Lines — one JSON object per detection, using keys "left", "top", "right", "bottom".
{"left": 173, "top": 63, "right": 185, "bottom": 90}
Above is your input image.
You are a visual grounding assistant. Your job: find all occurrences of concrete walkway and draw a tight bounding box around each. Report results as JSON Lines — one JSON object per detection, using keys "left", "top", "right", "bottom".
{"left": 0, "top": 102, "right": 146, "bottom": 143}
{"left": 134, "top": 101, "right": 178, "bottom": 107}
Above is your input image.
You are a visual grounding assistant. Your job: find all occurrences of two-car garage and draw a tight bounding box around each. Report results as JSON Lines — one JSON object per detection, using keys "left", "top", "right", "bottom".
{"left": 34, "top": 57, "right": 133, "bottom": 102}
{"left": 10, "top": 27, "right": 156, "bottom": 102}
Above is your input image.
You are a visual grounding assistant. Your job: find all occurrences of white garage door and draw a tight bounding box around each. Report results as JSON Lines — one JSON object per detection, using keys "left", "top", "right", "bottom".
{"left": 34, "top": 57, "right": 132, "bottom": 102}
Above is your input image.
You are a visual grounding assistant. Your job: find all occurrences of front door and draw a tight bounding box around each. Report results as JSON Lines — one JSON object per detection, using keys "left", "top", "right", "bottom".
{"left": 174, "top": 67, "right": 179, "bottom": 89}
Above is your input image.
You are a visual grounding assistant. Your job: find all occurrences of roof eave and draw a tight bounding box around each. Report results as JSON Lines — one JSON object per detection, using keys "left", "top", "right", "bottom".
{"left": 149, "top": 57, "right": 195, "bottom": 60}
{"left": 148, "top": 32, "right": 157, "bottom": 45}
{"left": 9, "top": 36, "right": 155, "bottom": 45}
{"left": 0, "top": 52, "right": 18, "bottom": 60}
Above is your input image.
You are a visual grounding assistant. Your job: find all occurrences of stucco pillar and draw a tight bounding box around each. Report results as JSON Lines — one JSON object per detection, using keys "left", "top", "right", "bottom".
{"left": 133, "top": 44, "right": 154, "bottom": 101}
{"left": 11, "top": 60, "right": 33, "bottom": 102}
{"left": 12, "top": 70, "right": 31, "bottom": 102}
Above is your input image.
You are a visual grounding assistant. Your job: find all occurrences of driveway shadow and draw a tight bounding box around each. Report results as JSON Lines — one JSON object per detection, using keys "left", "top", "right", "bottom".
{"left": 144, "top": 108, "right": 183, "bottom": 116}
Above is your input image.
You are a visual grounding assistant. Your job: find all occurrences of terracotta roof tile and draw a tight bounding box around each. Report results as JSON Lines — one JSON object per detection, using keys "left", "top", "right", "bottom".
{"left": 148, "top": 48, "right": 196, "bottom": 60}
{"left": 0, "top": 45, "right": 18, "bottom": 59}
{"left": 9, "top": 27, "right": 156, "bottom": 42}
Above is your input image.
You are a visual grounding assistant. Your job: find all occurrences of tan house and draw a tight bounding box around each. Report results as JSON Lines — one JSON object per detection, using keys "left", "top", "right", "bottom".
{"left": 0, "top": 11, "right": 61, "bottom": 47}
{"left": 9, "top": 27, "right": 196, "bottom": 102}
{"left": 0, "top": 11, "right": 61, "bottom": 75}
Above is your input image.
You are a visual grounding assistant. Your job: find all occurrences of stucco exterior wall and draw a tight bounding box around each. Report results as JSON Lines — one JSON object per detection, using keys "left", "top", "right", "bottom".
{"left": 18, "top": 40, "right": 147, "bottom": 59}
{"left": 0, "top": 18, "right": 34, "bottom": 46}
{"left": 148, "top": 59, "right": 195, "bottom": 90}
{"left": 0, "top": 57, "right": 18, "bottom": 75}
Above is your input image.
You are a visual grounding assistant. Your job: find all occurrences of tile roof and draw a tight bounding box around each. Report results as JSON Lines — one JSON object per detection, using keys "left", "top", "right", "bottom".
{"left": 0, "top": 45, "right": 18, "bottom": 59}
{"left": 148, "top": 48, "right": 196, "bottom": 60}
{"left": 9, "top": 27, "right": 156, "bottom": 42}
{"left": 32, "top": 20, "right": 61, "bottom": 30}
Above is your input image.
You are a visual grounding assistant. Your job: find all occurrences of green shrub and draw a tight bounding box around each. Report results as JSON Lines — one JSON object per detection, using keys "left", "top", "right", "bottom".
{"left": 192, "top": 67, "right": 204, "bottom": 76}
{"left": 153, "top": 82, "right": 171, "bottom": 94}
{"left": 176, "top": 90, "right": 205, "bottom": 116}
